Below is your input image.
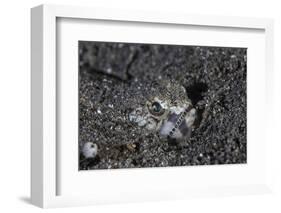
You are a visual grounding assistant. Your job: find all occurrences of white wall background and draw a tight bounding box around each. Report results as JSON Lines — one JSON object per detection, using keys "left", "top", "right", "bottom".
{"left": 0, "top": 0, "right": 280, "bottom": 212}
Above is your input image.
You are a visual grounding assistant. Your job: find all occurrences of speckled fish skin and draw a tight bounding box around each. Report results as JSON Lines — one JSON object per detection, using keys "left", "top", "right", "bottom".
{"left": 129, "top": 80, "right": 197, "bottom": 144}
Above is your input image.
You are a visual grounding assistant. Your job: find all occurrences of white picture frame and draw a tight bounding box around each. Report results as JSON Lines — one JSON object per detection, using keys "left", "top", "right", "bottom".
{"left": 31, "top": 4, "right": 274, "bottom": 208}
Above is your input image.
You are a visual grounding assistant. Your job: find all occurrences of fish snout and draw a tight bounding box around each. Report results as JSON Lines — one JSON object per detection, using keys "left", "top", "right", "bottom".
{"left": 129, "top": 107, "right": 146, "bottom": 126}
{"left": 129, "top": 107, "right": 158, "bottom": 130}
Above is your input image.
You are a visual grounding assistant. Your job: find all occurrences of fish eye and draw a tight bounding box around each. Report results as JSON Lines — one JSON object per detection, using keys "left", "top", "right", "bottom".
{"left": 149, "top": 101, "right": 165, "bottom": 116}
{"left": 152, "top": 102, "right": 162, "bottom": 112}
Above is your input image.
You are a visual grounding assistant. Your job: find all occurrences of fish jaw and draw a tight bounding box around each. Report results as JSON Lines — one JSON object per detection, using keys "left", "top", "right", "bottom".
{"left": 159, "top": 108, "right": 196, "bottom": 142}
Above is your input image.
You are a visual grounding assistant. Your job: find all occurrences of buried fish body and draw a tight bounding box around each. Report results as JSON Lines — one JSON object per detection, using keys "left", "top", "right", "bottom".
{"left": 129, "top": 80, "right": 197, "bottom": 144}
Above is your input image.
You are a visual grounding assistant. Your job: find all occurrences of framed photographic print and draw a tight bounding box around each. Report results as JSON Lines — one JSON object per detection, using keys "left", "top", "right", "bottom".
{"left": 31, "top": 4, "right": 274, "bottom": 208}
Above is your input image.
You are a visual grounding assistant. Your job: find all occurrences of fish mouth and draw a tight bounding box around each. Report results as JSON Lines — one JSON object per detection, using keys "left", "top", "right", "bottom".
{"left": 159, "top": 108, "right": 196, "bottom": 142}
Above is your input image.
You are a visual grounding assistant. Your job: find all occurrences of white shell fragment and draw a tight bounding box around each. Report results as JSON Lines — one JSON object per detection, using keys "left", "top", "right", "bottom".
{"left": 82, "top": 142, "right": 98, "bottom": 159}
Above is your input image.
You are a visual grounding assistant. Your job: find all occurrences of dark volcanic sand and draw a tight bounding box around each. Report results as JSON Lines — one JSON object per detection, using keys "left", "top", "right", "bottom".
{"left": 79, "top": 41, "right": 247, "bottom": 170}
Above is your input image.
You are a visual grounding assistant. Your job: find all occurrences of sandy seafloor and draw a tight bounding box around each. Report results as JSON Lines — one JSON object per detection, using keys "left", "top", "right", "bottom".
{"left": 78, "top": 41, "right": 247, "bottom": 170}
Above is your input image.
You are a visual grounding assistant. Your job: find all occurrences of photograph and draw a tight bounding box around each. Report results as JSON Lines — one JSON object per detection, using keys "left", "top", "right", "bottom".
{"left": 78, "top": 41, "right": 247, "bottom": 170}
